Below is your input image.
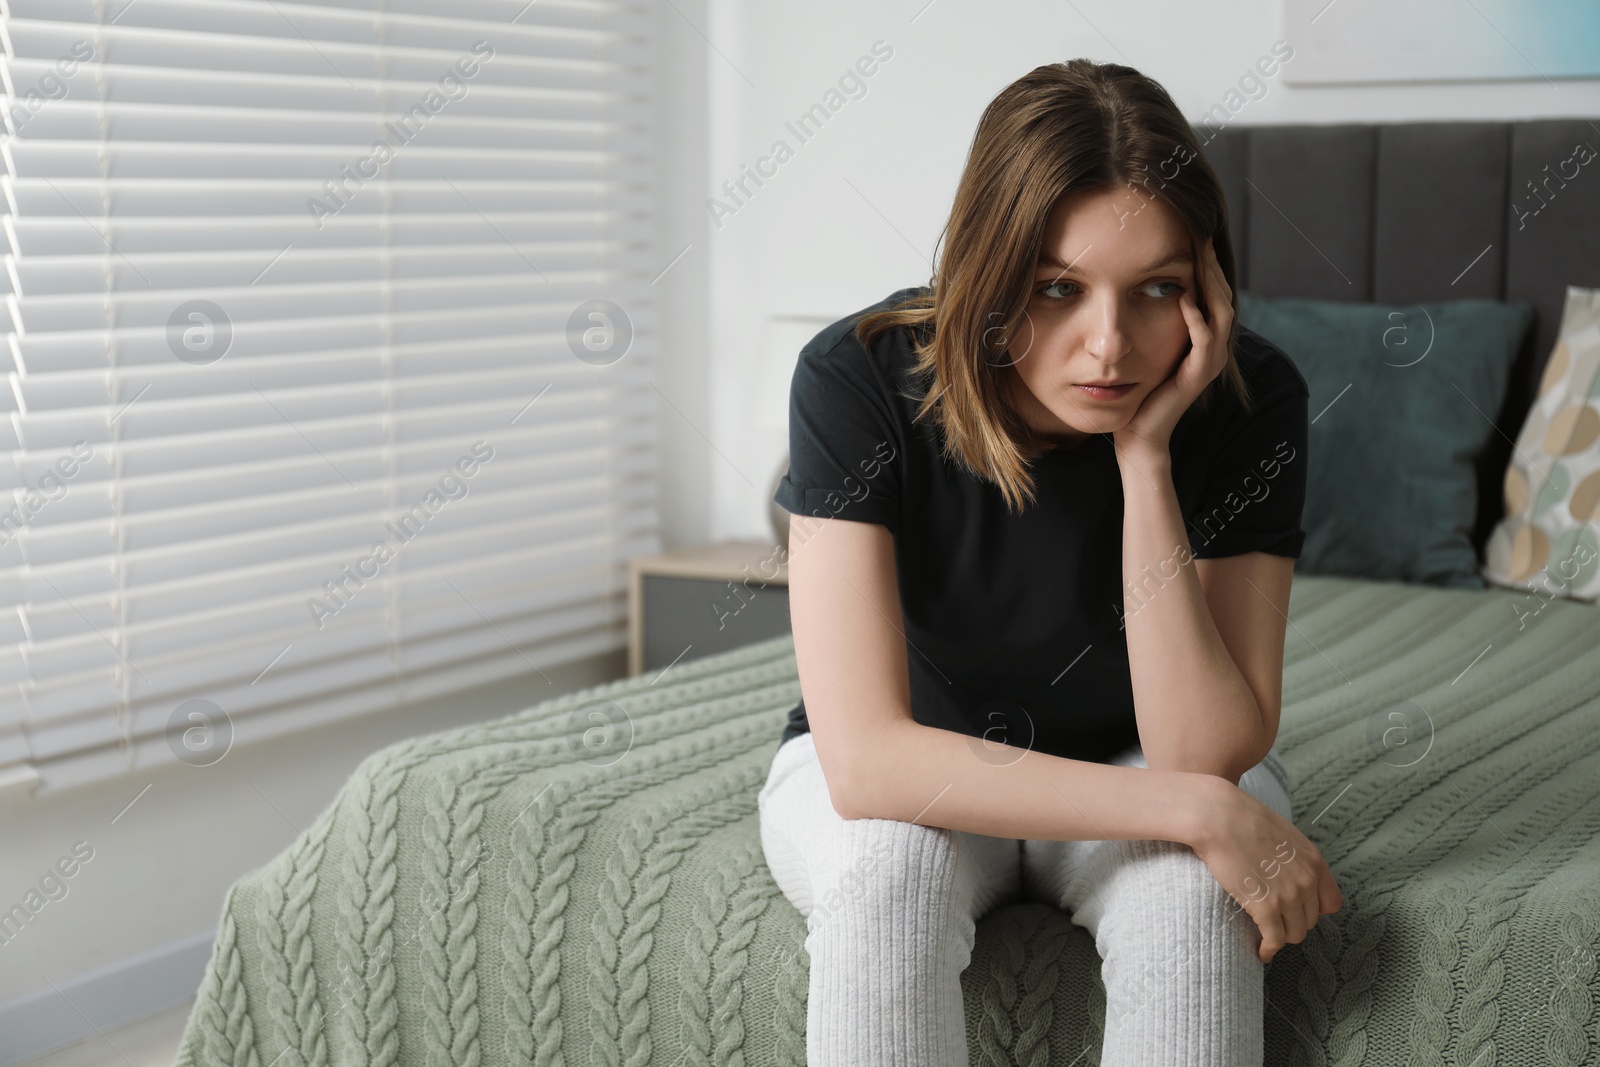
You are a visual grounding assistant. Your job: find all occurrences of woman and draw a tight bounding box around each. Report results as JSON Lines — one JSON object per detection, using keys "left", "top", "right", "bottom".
{"left": 758, "top": 58, "right": 1344, "bottom": 1067}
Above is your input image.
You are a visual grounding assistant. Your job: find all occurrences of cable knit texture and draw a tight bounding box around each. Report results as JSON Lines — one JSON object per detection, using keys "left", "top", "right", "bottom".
{"left": 174, "top": 575, "right": 1600, "bottom": 1066}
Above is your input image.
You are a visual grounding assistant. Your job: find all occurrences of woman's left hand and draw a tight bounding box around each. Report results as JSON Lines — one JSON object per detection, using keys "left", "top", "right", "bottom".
{"left": 1112, "top": 236, "right": 1233, "bottom": 466}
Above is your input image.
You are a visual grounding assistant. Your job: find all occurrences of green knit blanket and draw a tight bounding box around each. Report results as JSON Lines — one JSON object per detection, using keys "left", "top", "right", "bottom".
{"left": 174, "top": 574, "right": 1600, "bottom": 1067}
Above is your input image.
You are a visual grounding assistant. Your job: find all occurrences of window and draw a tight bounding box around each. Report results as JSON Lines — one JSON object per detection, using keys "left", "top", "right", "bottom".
{"left": 0, "top": 0, "right": 658, "bottom": 794}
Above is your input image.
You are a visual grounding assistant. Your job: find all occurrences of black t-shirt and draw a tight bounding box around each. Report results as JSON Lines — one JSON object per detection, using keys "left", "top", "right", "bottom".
{"left": 773, "top": 285, "right": 1310, "bottom": 764}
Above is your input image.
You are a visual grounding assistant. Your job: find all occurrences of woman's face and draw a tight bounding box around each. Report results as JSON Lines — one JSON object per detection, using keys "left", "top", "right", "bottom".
{"left": 1002, "top": 183, "right": 1199, "bottom": 448}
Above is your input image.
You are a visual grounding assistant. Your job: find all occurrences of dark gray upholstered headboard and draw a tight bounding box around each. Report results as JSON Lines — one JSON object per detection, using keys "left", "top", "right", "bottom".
{"left": 1192, "top": 119, "right": 1600, "bottom": 557}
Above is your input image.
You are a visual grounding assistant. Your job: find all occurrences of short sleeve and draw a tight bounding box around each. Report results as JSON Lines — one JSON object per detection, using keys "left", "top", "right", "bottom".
{"left": 1186, "top": 384, "right": 1309, "bottom": 560}
{"left": 773, "top": 336, "right": 903, "bottom": 534}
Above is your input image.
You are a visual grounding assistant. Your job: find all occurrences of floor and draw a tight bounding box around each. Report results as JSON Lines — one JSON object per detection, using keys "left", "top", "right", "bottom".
{"left": 15, "top": 1000, "right": 193, "bottom": 1067}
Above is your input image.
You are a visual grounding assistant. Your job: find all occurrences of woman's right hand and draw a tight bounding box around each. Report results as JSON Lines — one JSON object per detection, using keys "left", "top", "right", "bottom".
{"left": 1186, "top": 776, "right": 1343, "bottom": 964}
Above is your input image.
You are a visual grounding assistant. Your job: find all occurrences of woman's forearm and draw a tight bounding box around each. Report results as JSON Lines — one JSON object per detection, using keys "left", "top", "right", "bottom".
{"left": 840, "top": 719, "right": 1219, "bottom": 846}
{"left": 1117, "top": 453, "right": 1265, "bottom": 783}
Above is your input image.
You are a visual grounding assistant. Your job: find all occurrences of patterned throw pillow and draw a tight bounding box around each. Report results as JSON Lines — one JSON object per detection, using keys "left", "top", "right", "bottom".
{"left": 1482, "top": 285, "right": 1600, "bottom": 603}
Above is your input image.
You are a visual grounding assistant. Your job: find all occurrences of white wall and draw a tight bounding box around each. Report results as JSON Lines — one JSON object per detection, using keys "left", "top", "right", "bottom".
{"left": 652, "top": 0, "right": 717, "bottom": 551}
{"left": 703, "top": 0, "right": 1600, "bottom": 543}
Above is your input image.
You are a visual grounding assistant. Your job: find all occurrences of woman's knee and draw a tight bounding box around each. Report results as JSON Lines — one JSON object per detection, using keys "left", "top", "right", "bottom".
{"left": 812, "top": 817, "right": 963, "bottom": 920}
{"left": 1081, "top": 838, "right": 1247, "bottom": 951}
{"left": 798, "top": 816, "right": 988, "bottom": 975}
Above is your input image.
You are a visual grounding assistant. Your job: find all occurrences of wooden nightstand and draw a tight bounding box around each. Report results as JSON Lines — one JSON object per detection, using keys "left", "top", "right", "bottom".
{"left": 627, "top": 540, "right": 791, "bottom": 677}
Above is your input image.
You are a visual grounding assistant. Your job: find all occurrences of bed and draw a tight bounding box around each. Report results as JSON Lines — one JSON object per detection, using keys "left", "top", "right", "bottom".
{"left": 172, "top": 573, "right": 1600, "bottom": 1066}
{"left": 175, "top": 117, "right": 1600, "bottom": 1065}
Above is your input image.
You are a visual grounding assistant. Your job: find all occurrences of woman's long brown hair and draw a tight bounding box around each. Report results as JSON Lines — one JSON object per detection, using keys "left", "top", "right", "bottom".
{"left": 854, "top": 58, "right": 1251, "bottom": 514}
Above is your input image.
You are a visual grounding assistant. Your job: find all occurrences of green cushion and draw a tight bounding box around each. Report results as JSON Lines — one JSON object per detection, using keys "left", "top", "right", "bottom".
{"left": 1237, "top": 292, "right": 1533, "bottom": 588}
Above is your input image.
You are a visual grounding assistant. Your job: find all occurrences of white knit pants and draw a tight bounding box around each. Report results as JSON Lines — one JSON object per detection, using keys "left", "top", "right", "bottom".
{"left": 757, "top": 731, "right": 1295, "bottom": 1067}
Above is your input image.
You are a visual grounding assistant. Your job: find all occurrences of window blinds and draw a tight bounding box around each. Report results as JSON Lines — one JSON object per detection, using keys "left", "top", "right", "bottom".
{"left": 0, "top": 0, "right": 659, "bottom": 796}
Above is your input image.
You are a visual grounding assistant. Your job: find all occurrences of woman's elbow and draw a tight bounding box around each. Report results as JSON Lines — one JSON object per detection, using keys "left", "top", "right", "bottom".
{"left": 1145, "top": 738, "right": 1260, "bottom": 787}
{"left": 819, "top": 731, "right": 910, "bottom": 820}
{"left": 810, "top": 735, "right": 874, "bottom": 820}
{"left": 829, "top": 782, "right": 869, "bottom": 821}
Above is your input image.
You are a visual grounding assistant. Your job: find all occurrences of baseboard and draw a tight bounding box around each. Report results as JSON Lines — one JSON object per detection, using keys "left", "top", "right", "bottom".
{"left": 0, "top": 929, "right": 213, "bottom": 1066}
